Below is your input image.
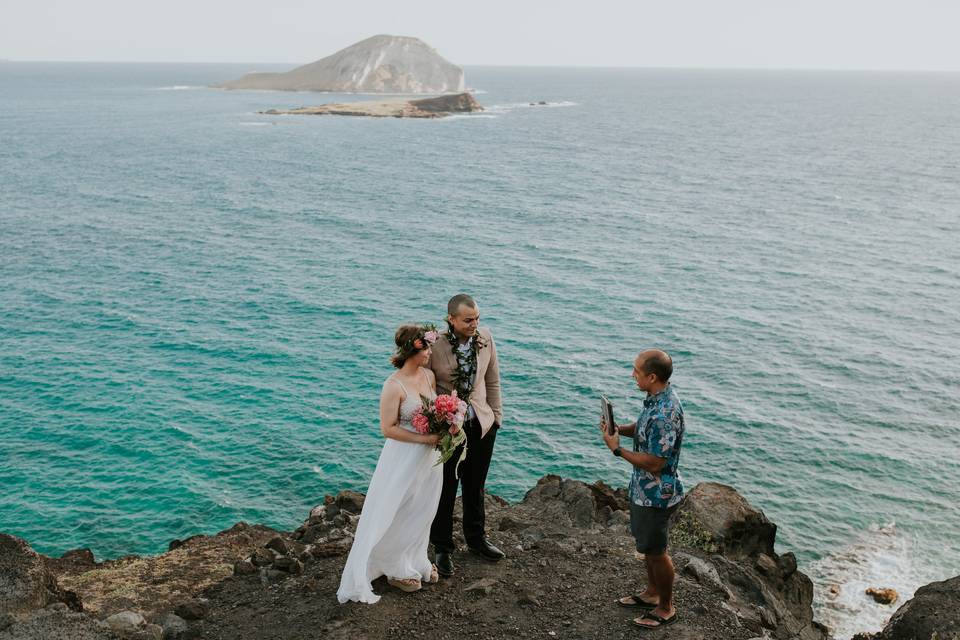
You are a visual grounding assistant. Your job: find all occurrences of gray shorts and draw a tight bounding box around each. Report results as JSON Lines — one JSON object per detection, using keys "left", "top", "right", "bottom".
{"left": 630, "top": 503, "right": 678, "bottom": 556}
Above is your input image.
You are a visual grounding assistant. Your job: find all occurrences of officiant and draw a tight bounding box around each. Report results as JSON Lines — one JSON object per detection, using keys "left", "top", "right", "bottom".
{"left": 601, "top": 349, "right": 684, "bottom": 630}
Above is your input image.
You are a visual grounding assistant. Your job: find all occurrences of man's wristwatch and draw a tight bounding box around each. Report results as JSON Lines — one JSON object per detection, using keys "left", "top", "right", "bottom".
{"left": 612, "top": 446, "right": 623, "bottom": 457}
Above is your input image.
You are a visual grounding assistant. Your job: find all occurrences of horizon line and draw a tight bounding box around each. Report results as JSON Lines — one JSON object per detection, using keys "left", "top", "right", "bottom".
{"left": 2, "top": 59, "right": 959, "bottom": 74}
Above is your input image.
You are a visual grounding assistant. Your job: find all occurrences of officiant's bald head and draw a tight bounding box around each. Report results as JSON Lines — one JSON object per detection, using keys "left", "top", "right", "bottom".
{"left": 633, "top": 350, "right": 672, "bottom": 393}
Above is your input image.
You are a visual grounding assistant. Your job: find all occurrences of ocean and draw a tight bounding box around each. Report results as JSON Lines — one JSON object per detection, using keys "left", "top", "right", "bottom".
{"left": 1, "top": 62, "right": 958, "bottom": 637}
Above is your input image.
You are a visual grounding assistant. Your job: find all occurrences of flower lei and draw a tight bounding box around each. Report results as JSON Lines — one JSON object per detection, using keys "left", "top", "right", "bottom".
{"left": 445, "top": 327, "right": 485, "bottom": 405}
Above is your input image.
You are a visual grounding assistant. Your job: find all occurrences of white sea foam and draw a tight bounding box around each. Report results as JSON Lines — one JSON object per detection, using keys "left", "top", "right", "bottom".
{"left": 486, "top": 100, "right": 578, "bottom": 113}
{"left": 441, "top": 114, "right": 498, "bottom": 121}
{"left": 810, "top": 523, "right": 941, "bottom": 639}
{"left": 154, "top": 85, "right": 203, "bottom": 91}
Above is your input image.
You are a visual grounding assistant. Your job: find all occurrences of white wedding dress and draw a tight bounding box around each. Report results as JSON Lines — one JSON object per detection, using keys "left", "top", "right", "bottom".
{"left": 336, "top": 376, "right": 442, "bottom": 604}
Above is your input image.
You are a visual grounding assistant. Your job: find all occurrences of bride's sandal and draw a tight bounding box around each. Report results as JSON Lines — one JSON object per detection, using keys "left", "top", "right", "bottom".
{"left": 387, "top": 577, "right": 422, "bottom": 593}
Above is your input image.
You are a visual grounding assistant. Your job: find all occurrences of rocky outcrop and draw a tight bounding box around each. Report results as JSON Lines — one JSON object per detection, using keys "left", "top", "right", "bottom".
{"left": 0, "top": 534, "right": 80, "bottom": 615}
{"left": 670, "top": 482, "right": 778, "bottom": 558}
{"left": 1, "top": 477, "right": 829, "bottom": 639}
{"left": 862, "top": 575, "right": 960, "bottom": 640}
{"left": 261, "top": 91, "right": 483, "bottom": 119}
{"left": 217, "top": 35, "right": 463, "bottom": 93}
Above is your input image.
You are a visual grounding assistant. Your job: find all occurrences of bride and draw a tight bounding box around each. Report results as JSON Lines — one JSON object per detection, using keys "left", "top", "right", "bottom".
{"left": 337, "top": 324, "right": 444, "bottom": 604}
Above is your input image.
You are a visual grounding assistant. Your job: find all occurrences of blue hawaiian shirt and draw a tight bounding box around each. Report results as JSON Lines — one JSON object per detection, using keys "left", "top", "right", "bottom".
{"left": 628, "top": 384, "right": 685, "bottom": 509}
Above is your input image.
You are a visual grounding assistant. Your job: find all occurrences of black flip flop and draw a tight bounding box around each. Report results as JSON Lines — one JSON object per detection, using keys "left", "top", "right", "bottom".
{"left": 617, "top": 594, "right": 657, "bottom": 609}
{"left": 633, "top": 611, "right": 678, "bottom": 630}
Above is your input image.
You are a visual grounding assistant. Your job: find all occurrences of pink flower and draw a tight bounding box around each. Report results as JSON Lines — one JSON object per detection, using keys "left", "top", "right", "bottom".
{"left": 445, "top": 412, "right": 457, "bottom": 424}
{"left": 449, "top": 424, "right": 461, "bottom": 435}
{"left": 413, "top": 338, "right": 424, "bottom": 350}
{"left": 411, "top": 412, "right": 430, "bottom": 434}
{"left": 424, "top": 330, "right": 439, "bottom": 344}
{"left": 434, "top": 394, "right": 459, "bottom": 416}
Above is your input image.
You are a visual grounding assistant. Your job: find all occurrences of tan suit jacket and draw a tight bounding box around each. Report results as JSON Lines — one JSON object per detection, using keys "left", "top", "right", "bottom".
{"left": 429, "top": 326, "right": 502, "bottom": 438}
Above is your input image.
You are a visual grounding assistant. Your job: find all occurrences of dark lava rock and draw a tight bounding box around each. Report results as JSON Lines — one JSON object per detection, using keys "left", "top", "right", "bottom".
{"left": 0, "top": 534, "right": 78, "bottom": 614}
{"left": 409, "top": 92, "right": 483, "bottom": 114}
{"left": 334, "top": 490, "right": 366, "bottom": 514}
{"left": 873, "top": 575, "right": 960, "bottom": 640}
{"left": 273, "top": 556, "right": 303, "bottom": 575}
{"left": 233, "top": 559, "right": 257, "bottom": 576}
{"left": 250, "top": 548, "right": 275, "bottom": 567}
{"left": 521, "top": 475, "right": 605, "bottom": 527}
{"left": 58, "top": 548, "right": 97, "bottom": 568}
{"left": 173, "top": 598, "right": 208, "bottom": 621}
{"left": 167, "top": 535, "right": 203, "bottom": 552}
{"left": 499, "top": 515, "right": 533, "bottom": 531}
{"left": 156, "top": 612, "right": 188, "bottom": 639}
{"left": 265, "top": 536, "right": 290, "bottom": 556}
{"left": 670, "top": 483, "right": 777, "bottom": 558}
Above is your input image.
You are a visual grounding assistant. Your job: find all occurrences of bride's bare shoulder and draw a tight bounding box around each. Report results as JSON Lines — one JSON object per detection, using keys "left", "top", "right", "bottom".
{"left": 381, "top": 375, "right": 403, "bottom": 395}
{"left": 422, "top": 367, "right": 436, "bottom": 383}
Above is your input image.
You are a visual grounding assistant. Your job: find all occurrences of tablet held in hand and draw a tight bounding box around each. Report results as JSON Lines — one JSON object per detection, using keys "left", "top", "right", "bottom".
{"left": 601, "top": 395, "right": 616, "bottom": 435}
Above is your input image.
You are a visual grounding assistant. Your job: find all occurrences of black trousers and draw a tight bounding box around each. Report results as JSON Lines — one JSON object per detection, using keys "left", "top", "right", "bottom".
{"left": 430, "top": 416, "right": 498, "bottom": 552}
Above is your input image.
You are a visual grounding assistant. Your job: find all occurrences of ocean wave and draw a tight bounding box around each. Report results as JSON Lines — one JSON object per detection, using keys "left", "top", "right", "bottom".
{"left": 487, "top": 101, "right": 578, "bottom": 113}
{"left": 441, "top": 114, "right": 498, "bottom": 121}
{"left": 153, "top": 85, "right": 204, "bottom": 91}
{"left": 810, "top": 523, "right": 941, "bottom": 639}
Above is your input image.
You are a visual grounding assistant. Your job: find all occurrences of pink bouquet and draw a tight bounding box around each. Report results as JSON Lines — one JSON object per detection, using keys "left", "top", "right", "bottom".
{"left": 411, "top": 391, "right": 469, "bottom": 466}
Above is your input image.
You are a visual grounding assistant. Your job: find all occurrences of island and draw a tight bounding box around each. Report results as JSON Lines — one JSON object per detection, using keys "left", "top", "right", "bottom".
{"left": 216, "top": 35, "right": 464, "bottom": 94}
{"left": 260, "top": 92, "right": 484, "bottom": 119}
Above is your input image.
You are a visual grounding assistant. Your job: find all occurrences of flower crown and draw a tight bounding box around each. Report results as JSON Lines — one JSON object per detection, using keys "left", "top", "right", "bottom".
{"left": 402, "top": 324, "right": 440, "bottom": 353}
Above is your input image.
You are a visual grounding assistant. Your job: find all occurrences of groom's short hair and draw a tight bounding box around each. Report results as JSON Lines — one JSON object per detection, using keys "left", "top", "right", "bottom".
{"left": 447, "top": 294, "right": 477, "bottom": 317}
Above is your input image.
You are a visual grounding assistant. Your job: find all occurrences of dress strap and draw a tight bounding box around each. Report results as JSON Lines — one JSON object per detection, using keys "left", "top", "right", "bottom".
{"left": 391, "top": 370, "right": 428, "bottom": 400}
{"left": 391, "top": 375, "right": 410, "bottom": 398}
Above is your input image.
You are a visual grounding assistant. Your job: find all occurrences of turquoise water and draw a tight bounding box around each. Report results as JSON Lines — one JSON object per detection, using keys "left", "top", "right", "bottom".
{"left": 2, "top": 62, "right": 959, "bottom": 634}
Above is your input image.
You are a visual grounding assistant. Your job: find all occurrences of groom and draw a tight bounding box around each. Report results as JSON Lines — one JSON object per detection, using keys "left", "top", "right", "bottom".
{"left": 429, "top": 293, "right": 504, "bottom": 576}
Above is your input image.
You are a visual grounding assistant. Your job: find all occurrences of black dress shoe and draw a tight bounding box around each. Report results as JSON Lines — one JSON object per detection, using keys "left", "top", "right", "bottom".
{"left": 435, "top": 551, "right": 454, "bottom": 577}
{"left": 467, "top": 538, "right": 505, "bottom": 562}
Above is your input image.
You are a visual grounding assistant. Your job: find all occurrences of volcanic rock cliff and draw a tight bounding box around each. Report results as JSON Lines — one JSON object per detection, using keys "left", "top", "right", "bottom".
{"left": 216, "top": 35, "right": 464, "bottom": 94}
{"left": 2, "top": 476, "right": 955, "bottom": 640}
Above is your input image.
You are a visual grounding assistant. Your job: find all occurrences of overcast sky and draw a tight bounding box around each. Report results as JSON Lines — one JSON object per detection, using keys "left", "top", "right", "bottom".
{"left": 2, "top": 0, "right": 959, "bottom": 70}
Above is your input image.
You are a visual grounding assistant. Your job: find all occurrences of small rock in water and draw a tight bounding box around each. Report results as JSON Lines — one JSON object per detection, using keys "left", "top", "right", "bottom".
{"left": 865, "top": 587, "right": 898, "bottom": 604}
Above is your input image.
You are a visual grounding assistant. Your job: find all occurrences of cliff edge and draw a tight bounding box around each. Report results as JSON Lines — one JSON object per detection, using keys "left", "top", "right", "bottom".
{"left": 5, "top": 476, "right": 946, "bottom": 639}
